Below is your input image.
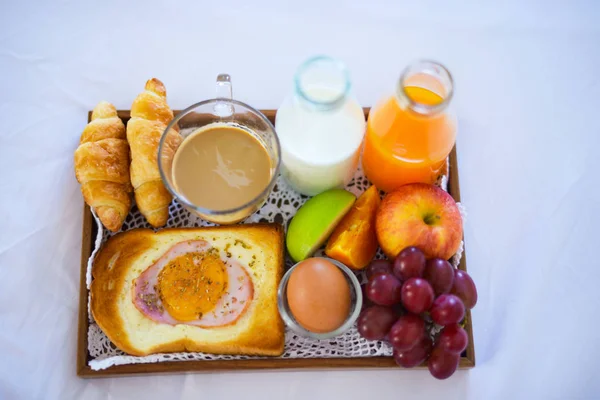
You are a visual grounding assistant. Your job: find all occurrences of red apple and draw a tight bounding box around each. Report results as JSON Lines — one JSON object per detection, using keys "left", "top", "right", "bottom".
{"left": 375, "top": 183, "right": 463, "bottom": 260}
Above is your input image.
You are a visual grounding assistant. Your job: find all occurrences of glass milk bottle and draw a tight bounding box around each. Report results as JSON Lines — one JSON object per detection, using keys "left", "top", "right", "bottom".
{"left": 276, "top": 56, "right": 366, "bottom": 196}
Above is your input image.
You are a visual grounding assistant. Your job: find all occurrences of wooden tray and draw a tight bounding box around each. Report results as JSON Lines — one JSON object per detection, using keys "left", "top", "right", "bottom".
{"left": 77, "top": 109, "right": 475, "bottom": 377}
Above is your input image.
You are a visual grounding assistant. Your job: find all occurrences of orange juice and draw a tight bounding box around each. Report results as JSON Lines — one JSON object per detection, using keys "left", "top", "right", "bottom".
{"left": 362, "top": 62, "right": 456, "bottom": 192}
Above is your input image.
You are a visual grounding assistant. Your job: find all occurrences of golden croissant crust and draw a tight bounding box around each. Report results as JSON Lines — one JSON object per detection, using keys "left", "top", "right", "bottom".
{"left": 75, "top": 101, "right": 132, "bottom": 232}
{"left": 127, "top": 78, "right": 181, "bottom": 228}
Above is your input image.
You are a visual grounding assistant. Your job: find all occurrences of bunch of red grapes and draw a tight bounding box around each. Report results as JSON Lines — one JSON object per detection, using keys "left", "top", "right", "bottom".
{"left": 358, "top": 246, "right": 477, "bottom": 380}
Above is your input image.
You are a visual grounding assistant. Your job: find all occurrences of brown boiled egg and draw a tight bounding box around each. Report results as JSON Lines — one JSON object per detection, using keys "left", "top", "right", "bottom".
{"left": 286, "top": 257, "right": 351, "bottom": 333}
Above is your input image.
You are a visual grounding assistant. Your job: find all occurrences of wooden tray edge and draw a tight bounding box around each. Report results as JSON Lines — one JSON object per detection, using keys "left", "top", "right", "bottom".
{"left": 77, "top": 204, "right": 93, "bottom": 376}
{"left": 77, "top": 356, "right": 475, "bottom": 378}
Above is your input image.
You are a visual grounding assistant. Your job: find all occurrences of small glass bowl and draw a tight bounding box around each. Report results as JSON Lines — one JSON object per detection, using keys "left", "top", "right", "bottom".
{"left": 277, "top": 257, "right": 363, "bottom": 339}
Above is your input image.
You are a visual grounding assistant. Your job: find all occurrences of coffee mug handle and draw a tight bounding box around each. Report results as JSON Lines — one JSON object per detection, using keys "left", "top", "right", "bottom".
{"left": 214, "top": 74, "right": 234, "bottom": 117}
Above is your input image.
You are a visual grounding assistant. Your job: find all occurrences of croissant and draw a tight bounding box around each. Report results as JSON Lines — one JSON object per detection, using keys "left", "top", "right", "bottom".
{"left": 74, "top": 101, "right": 132, "bottom": 232}
{"left": 127, "top": 78, "right": 181, "bottom": 228}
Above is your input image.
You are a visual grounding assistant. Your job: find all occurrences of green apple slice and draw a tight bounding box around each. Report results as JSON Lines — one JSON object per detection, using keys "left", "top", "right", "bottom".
{"left": 286, "top": 189, "right": 356, "bottom": 262}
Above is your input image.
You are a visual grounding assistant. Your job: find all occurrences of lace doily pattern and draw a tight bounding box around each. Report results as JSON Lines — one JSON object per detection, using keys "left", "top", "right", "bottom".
{"left": 87, "top": 162, "right": 466, "bottom": 370}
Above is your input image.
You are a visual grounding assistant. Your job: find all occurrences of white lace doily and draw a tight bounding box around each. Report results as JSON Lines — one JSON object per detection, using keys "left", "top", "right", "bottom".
{"left": 86, "top": 161, "right": 466, "bottom": 371}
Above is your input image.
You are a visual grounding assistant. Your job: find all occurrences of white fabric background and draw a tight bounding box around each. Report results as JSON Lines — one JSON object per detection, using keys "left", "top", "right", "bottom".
{"left": 1, "top": 0, "right": 599, "bottom": 399}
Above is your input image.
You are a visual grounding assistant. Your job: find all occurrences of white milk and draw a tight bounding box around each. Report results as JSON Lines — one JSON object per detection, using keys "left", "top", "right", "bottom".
{"left": 275, "top": 85, "right": 366, "bottom": 196}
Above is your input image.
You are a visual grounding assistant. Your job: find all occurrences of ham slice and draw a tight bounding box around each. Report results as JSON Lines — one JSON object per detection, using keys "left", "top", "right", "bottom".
{"left": 132, "top": 240, "right": 254, "bottom": 327}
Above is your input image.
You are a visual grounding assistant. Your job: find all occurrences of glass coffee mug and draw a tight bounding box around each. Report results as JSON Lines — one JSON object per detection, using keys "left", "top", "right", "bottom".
{"left": 158, "top": 74, "right": 281, "bottom": 224}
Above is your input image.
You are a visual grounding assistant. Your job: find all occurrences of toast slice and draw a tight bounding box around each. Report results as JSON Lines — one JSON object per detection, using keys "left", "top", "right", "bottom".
{"left": 90, "top": 223, "right": 285, "bottom": 357}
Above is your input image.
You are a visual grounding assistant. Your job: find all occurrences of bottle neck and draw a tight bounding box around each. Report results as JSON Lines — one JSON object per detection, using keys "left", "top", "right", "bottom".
{"left": 294, "top": 56, "right": 351, "bottom": 112}
{"left": 395, "top": 60, "right": 453, "bottom": 116}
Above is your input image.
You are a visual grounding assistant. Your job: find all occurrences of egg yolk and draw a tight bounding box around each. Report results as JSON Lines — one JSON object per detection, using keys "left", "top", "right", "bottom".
{"left": 158, "top": 251, "right": 228, "bottom": 321}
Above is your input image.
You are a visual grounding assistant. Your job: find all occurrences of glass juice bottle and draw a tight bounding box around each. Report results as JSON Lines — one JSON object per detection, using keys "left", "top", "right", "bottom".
{"left": 362, "top": 61, "right": 457, "bottom": 192}
{"left": 276, "top": 56, "right": 366, "bottom": 196}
